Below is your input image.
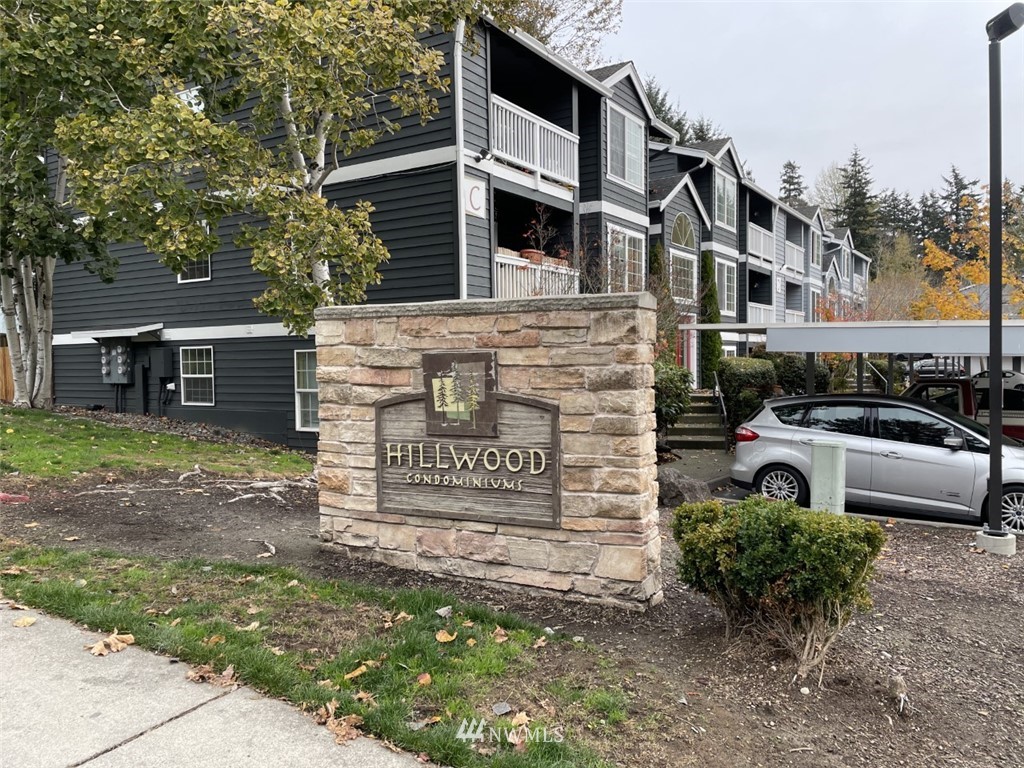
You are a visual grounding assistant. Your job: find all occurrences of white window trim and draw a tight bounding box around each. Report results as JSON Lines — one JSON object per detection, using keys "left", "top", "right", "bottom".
{"left": 671, "top": 213, "right": 697, "bottom": 252}
{"left": 180, "top": 345, "right": 215, "bottom": 406}
{"left": 810, "top": 231, "right": 823, "bottom": 268}
{"left": 669, "top": 247, "right": 698, "bottom": 303}
{"left": 722, "top": 346, "right": 738, "bottom": 358}
{"left": 605, "top": 101, "right": 646, "bottom": 193}
{"left": 714, "top": 170, "right": 737, "bottom": 233}
{"left": 294, "top": 349, "right": 319, "bottom": 432}
{"left": 715, "top": 257, "right": 737, "bottom": 316}
{"left": 177, "top": 220, "right": 212, "bottom": 283}
{"left": 606, "top": 223, "right": 647, "bottom": 293}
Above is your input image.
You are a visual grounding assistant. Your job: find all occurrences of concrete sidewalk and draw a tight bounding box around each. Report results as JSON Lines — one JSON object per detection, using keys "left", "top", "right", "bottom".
{"left": 0, "top": 604, "right": 425, "bottom": 768}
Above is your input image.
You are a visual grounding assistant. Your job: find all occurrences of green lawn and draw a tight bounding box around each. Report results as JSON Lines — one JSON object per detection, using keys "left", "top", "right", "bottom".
{"left": 0, "top": 406, "right": 313, "bottom": 478}
{"left": 0, "top": 544, "right": 604, "bottom": 768}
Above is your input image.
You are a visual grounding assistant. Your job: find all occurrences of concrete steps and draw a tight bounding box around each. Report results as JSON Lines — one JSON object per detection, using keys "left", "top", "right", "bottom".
{"left": 667, "top": 393, "right": 728, "bottom": 450}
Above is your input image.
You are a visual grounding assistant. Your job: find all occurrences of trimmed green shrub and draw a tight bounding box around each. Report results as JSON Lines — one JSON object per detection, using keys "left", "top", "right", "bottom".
{"left": 672, "top": 496, "right": 885, "bottom": 679}
{"left": 654, "top": 359, "right": 693, "bottom": 439}
{"left": 717, "top": 357, "right": 776, "bottom": 430}
{"left": 750, "top": 348, "right": 830, "bottom": 395}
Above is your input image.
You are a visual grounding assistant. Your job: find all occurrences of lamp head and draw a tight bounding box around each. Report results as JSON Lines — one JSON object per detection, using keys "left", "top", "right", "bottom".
{"left": 987, "top": 3, "right": 1024, "bottom": 42}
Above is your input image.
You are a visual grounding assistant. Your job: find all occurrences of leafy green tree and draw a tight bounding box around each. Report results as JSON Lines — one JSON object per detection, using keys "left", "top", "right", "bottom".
{"left": 699, "top": 251, "right": 722, "bottom": 389}
{"left": 778, "top": 161, "right": 807, "bottom": 206}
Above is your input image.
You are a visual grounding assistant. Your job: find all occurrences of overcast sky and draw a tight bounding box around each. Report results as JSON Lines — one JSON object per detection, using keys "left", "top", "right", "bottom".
{"left": 603, "top": 0, "right": 1024, "bottom": 199}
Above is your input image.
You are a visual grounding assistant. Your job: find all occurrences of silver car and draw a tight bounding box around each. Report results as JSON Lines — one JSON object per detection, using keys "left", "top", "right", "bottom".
{"left": 730, "top": 394, "right": 1024, "bottom": 533}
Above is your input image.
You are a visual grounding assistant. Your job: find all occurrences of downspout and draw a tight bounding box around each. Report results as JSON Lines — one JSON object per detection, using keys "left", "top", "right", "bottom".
{"left": 453, "top": 20, "right": 469, "bottom": 300}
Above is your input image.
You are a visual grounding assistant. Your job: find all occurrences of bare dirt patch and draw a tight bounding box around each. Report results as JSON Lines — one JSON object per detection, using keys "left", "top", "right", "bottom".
{"left": 2, "top": 464, "right": 1022, "bottom": 767}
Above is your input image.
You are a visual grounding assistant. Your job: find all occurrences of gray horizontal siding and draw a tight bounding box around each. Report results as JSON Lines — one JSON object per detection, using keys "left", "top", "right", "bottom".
{"left": 465, "top": 168, "right": 492, "bottom": 298}
{"left": 462, "top": 25, "right": 489, "bottom": 154}
{"left": 53, "top": 215, "right": 270, "bottom": 334}
{"left": 54, "top": 337, "right": 319, "bottom": 450}
{"left": 578, "top": 90, "right": 603, "bottom": 202}
{"left": 324, "top": 165, "right": 459, "bottom": 303}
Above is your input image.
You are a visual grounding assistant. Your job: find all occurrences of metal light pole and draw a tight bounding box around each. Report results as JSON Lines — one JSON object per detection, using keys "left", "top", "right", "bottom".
{"left": 985, "top": 3, "right": 1024, "bottom": 539}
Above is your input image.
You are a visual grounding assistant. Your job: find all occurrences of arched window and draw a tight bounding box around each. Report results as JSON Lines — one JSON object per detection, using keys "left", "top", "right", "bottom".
{"left": 671, "top": 214, "right": 696, "bottom": 251}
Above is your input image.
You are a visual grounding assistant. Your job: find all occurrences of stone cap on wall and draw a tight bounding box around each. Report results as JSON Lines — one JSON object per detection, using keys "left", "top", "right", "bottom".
{"left": 315, "top": 292, "right": 657, "bottom": 322}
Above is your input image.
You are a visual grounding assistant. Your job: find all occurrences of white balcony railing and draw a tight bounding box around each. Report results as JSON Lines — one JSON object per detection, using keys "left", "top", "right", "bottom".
{"left": 491, "top": 95, "right": 579, "bottom": 188}
{"left": 853, "top": 274, "right": 866, "bottom": 294}
{"left": 785, "top": 242, "right": 805, "bottom": 272}
{"left": 747, "top": 223, "right": 774, "bottom": 260}
{"left": 747, "top": 302, "right": 774, "bottom": 324}
{"left": 785, "top": 309, "right": 806, "bottom": 323}
{"left": 494, "top": 252, "right": 580, "bottom": 299}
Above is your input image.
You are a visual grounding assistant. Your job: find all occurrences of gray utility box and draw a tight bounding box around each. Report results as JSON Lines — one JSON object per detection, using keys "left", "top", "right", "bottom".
{"left": 100, "top": 338, "right": 134, "bottom": 385}
{"left": 149, "top": 347, "right": 174, "bottom": 379}
{"left": 809, "top": 440, "right": 846, "bottom": 515}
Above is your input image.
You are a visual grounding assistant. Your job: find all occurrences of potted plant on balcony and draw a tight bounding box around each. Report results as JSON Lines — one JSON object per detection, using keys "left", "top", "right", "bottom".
{"left": 521, "top": 203, "right": 558, "bottom": 264}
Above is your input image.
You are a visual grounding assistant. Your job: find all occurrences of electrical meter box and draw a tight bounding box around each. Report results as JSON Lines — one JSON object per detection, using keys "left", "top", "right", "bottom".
{"left": 100, "top": 338, "right": 134, "bottom": 385}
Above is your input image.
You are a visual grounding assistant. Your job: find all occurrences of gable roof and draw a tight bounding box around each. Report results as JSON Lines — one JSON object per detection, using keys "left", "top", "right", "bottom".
{"left": 648, "top": 173, "right": 712, "bottom": 229}
{"left": 588, "top": 61, "right": 679, "bottom": 143}
{"left": 684, "top": 137, "right": 745, "bottom": 180}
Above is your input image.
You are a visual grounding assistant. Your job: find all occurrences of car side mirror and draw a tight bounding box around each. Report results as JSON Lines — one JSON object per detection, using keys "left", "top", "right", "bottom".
{"left": 944, "top": 436, "right": 964, "bottom": 451}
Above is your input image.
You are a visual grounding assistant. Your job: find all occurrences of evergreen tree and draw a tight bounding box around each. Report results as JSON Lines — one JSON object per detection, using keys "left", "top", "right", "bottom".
{"left": 642, "top": 76, "right": 725, "bottom": 146}
{"left": 833, "top": 147, "right": 879, "bottom": 263}
{"left": 690, "top": 115, "right": 725, "bottom": 144}
{"left": 876, "top": 189, "right": 919, "bottom": 243}
{"left": 778, "top": 161, "right": 807, "bottom": 205}
{"left": 939, "top": 165, "right": 982, "bottom": 262}
{"left": 917, "top": 190, "right": 945, "bottom": 252}
{"left": 699, "top": 251, "right": 722, "bottom": 389}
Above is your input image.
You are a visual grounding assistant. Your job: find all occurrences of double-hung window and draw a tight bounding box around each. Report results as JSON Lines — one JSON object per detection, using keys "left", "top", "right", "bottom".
{"left": 295, "top": 350, "right": 319, "bottom": 431}
{"left": 670, "top": 214, "right": 697, "bottom": 301}
{"left": 810, "top": 231, "right": 822, "bottom": 267}
{"left": 607, "top": 104, "right": 645, "bottom": 189}
{"left": 180, "top": 346, "right": 215, "bottom": 406}
{"left": 177, "top": 220, "right": 212, "bottom": 283}
{"left": 715, "top": 259, "right": 736, "bottom": 315}
{"left": 810, "top": 288, "right": 822, "bottom": 321}
{"left": 607, "top": 225, "right": 646, "bottom": 292}
{"left": 714, "top": 172, "right": 737, "bottom": 230}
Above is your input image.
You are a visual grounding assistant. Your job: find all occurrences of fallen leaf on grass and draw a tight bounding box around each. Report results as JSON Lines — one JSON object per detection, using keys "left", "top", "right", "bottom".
{"left": 511, "top": 711, "right": 530, "bottom": 726}
{"left": 472, "top": 745, "right": 497, "bottom": 756}
{"left": 23, "top": 522, "right": 39, "bottom": 529}
{"left": 532, "top": 636, "right": 547, "bottom": 649}
{"left": 461, "top": 620, "right": 474, "bottom": 628}
{"left": 169, "top": 618, "right": 182, "bottom": 627}
{"left": 246, "top": 606, "right": 261, "bottom": 615}
{"left": 383, "top": 611, "right": 414, "bottom": 629}
{"left": 466, "top": 638, "right": 477, "bottom": 648}
{"left": 238, "top": 621, "right": 260, "bottom": 632}
{"left": 435, "top": 629, "right": 457, "bottom": 643}
{"left": 416, "top": 673, "right": 432, "bottom": 686}
{"left": 12, "top": 616, "right": 36, "bottom": 628}
{"left": 1, "top": 566, "right": 29, "bottom": 575}
{"left": 505, "top": 726, "right": 528, "bottom": 753}
{"left": 344, "top": 664, "right": 368, "bottom": 681}
{"left": 407, "top": 716, "right": 442, "bottom": 731}
{"left": 85, "top": 629, "right": 135, "bottom": 656}
{"left": 435, "top": 605, "right": 453, "bottom": 618}
{"left": 318, "top": 679, "right": 340, "bottom": 691}
{"left": 256, "top": 552, "right": 273, "bottom": 559}
{"left": 268, "top": 646, "right": 285, "bottom": 656}
{"left": 62, "top": 536, "right": 81, "bottom": 542}
{"left": 202, "top": 634, "right": 226, "bottom": 647}
{"left": 286, "top": 579, "right": 299, "bottom": 588}
{"left": 353, "top": 690, "right": 378, "bottom": 708}
{"left": 492, "top": 626, "right": 508, "bottom": 644}
{"left": 187, "top": 663, "right": 237, "bottom": 687}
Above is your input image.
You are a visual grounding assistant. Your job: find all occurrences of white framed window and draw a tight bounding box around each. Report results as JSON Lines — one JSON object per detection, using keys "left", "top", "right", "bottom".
{"left": 811, "top": 231, "right": 822, "bottom": 267}
{"left": 671, "top": 213, "right": 696, "bottom": 251}
{"left": 810, "top": 288, "right": 822, "bottom": 321}
{"left": 670, "top": 249, "right": 697, "bottom": 302}
{"left": 842, "top": 248, "right": 851, "bottom": 278}
{"left": 606, "top": 103, "right": 645, "bottom": 190}
{"left": 294, "top": 350, "right": 319, "bottom": 431}
{"left": 175, "top": 86, "right": 204, "bottom": 113}
{"left": 180, "top": 346, "right": 215, "bottom": 406}
{"left": 607, "top": 224, "right": 646, "bottom": 292}
{"left": 714, "top": 171, "right": 737, "bottom": 231}
{"left": 177, "top": 220, "right": 212, "bottom": 283}
{"left": 722, "top": 346, "right": 738, "bottom": 358}
{"left": 715, "top": 258, "right": 736, "bottom": 315}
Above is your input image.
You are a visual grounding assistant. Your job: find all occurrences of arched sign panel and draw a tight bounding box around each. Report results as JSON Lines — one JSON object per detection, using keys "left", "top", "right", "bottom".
{"left": 375, "top": 389, "right": 560, "bottom": 529}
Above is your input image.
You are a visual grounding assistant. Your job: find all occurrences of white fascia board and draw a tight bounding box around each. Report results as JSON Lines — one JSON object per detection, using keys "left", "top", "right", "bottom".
{"left": 716, "top": 140, "right": 746, "bottom": 180}
{"left": 700, "top": 241, "right": 740, "bottom": 258}
{"left": 322, "top": 146, "right": 458, "bottom": 187}
{"left": 579, "top": 201, "right": 649, "bottom": 229}
{"left": 657, "top": 176, "right": 712, "bottom": 231}
{"left": 55, "top": 322, "right": 292, "bottom": 346}
{"left": 487, "top": 160, "right": 574, "bottom": 203}
{"left": 69, "top": 323, "right": 164, "bottom": 342}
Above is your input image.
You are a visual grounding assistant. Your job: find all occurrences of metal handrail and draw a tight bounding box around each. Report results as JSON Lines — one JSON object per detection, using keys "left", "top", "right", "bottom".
{"left": 864, "top": 359, "right": 888, "bottom": 393}
{"left": 713, "top": 370, "right": 730, "bottom": 452}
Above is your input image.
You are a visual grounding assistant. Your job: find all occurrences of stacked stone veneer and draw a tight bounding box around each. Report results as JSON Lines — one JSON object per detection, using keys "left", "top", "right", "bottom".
{"left": 314, "top": 292, "right": 661, "bottom": 608}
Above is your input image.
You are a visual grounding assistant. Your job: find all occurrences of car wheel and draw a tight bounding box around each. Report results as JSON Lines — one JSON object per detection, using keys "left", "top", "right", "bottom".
{"left": 1000, "top": 485, "right": 1024, "bottom": 534}
{"left": 754, "top": 465, "right": 809, "bottom": 507}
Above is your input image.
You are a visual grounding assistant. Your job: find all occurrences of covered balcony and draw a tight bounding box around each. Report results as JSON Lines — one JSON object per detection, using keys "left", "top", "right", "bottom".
{"left": 494, "top": 249, "right": 580, "bottom": 298}
{"left": 491, "top": 96, "right": 579, "bottom": 188}
{"left": 746, "top": 266, "right": 774, "bottom": 323}
{"left": 491, "top": 192, "right": 578, "bottom": 299}
{"left": 785, "top": 281, "right": 805, "bottom": 323}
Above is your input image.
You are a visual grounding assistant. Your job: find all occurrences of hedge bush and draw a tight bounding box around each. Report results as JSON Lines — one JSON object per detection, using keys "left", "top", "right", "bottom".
{"left": 717, "top": 357, "right": 776, "bottom": 430}
{"left": 750, "top": 348, "right": 830, "bottom": 395}
{"left": 672, "top": 497, "right": 885, "bottom": 679}
{"left": 654, "top": 359, "right": 693, "bottom": 439}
